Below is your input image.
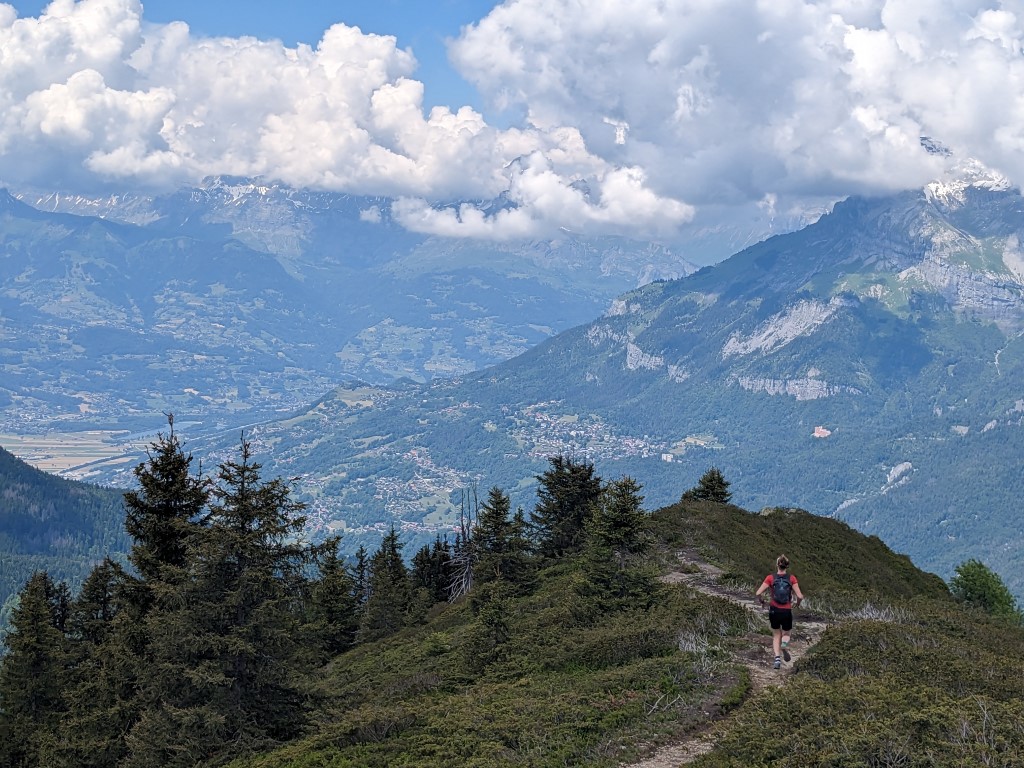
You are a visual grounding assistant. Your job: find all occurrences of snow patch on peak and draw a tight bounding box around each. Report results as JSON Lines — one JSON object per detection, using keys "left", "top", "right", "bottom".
{"left": 925, "top": 157, "right": 1012, "bottom": 207}
{"left": 722, "top": 299, "right": 838, "bottom": 358}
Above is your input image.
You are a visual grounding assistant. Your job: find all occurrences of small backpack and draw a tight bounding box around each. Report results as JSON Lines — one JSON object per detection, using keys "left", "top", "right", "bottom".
{"left": 771, "top": 573, "right": 793, "bottom": 604}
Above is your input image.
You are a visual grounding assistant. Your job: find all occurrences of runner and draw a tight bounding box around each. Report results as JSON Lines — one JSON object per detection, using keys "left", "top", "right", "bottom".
{"left": 755, "top": 554, "right": 804, "bottom": 669}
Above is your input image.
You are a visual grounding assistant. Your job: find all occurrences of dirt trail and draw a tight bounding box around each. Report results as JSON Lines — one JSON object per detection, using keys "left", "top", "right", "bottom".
{"left": 623, "top": 551, "right": 829, "bottom": 768}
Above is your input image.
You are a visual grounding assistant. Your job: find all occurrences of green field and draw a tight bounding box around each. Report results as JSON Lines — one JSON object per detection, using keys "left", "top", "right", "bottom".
{"left": 0, "top": 431, "right": 137, "bottom": 480}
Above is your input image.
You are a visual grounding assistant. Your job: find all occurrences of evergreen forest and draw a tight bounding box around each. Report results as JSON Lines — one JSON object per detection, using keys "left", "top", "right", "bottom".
{"left": 1, "top": 431, "right": 1023, "bottom": 768}
{"left": 0, "top": 446, "right": 128, "bottom": 636}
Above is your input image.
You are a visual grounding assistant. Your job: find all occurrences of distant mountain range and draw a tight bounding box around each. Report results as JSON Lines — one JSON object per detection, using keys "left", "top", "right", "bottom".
{"left": 6, "top": 164, "right": 1024, "bottom": 596}
{"left": 0, "top": 177, "right": 701, "bottom": 433}
{"left": 135, "top": 167, "right": 1024, "bottom": 595}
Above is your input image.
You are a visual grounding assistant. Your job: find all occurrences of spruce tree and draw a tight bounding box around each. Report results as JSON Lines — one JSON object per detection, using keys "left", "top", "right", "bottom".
{"left": 507, "top": 508, "right": 533, "bottom": 590}
{"left": 463, "top": 580, "right": 511, "bottom": 673}
{"left": 579, "top": 477, "right": 654, "bottom": 612}
{"left": 683, "top": 467, "right": 732, "bottom": 504}
{"left": 359, "top": 527, "right": 411, "bottom": 642}
{"left": 352, "top": 544, "right": 370, "bottom": 608}
{"left": 56, "top": 559, "right": 133, "bottom": 768}
{"left": 123, "top": 418, "right": 209, "bottom": 587}
{"left": 112, "top": 419, "right": 210, "bottom": 767}
{"left": 67, "top": 558, "right": 125, "bottom": 646}
{"left": 124, "top": 439, "right": 315, "bottom": 767}
{"left": 474, "top": 486, "right": 513, "bottom": 584}
{"left": 530, "top": 455, "right": 603, "bottom": 559}
{"left": 0, "top": 571, "right": 68, "bottom": 768}
{"left": 308, "top": 537, "right": 360, "bottom": 659}
{"left": 472, "top": 488, "right": 532, "bottom": 590}
{"left": 410, "top": 536, "right": 452, "bottom": 604}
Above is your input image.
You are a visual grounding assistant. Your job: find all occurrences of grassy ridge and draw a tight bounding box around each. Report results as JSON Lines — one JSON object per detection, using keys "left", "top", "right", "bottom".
{"left": 232, "top": 563, "right": 753, "bottom": 768}
{"left": 646, "top": 503, "right": 1024, "bottom": 767}
{"left": 650, "top": 501, "right": 950, "bottom": 601}
{"left": 221, "top": 500, "right": 1024, "bottom": 768}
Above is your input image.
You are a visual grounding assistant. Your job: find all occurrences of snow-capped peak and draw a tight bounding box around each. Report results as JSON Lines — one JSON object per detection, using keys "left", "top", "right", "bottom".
{"left": 923, "top": 143, "right": 1013, "bottom": 207}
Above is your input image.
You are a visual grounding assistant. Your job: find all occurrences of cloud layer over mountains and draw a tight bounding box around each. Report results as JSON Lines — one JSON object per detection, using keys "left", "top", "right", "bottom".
{"left": 2, "top": 0, "right": 1023, "bottom": 239}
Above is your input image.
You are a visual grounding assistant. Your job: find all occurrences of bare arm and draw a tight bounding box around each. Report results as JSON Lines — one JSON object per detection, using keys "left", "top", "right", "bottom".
{"left": 793, "top": 581, "right": 805, "bottom": 602}
{"left": 755, "top": 578, "right": 771, "bottom": 598}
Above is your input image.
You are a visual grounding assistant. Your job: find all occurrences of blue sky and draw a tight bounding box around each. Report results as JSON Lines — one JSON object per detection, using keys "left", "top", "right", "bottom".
{"left": 6, "top": 0, "right": 500, "bottom": 111}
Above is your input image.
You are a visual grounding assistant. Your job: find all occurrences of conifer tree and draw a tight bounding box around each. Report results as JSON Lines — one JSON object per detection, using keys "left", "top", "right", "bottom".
{"left": 67, "top": 558, "right": 125, "bottom": 646}
{"left": 308, "top": 537, "right": 360, "bottom": 659}
{"left": 682, "top": 467, "right": 732, "bottom": 504}
{"left": 579, "top": 477, "right": 654, "bottom": 612}
{"left": 352, "top": 544, "right": 370, "bottom": 608}
{"left": 530, "top": 455, "right": 603, "bottom": 559}
{"left": 507, "top": 508, "right": 533, "bottom": 590}
{"left": 124, "top": 439, "right": 315, "bottom": 767}
{"left": 410, "top": 536, "right": 452, "bottom": 604}
{"left": 359, "top": 526, "right": 411, "bottom": 642}
{"left": 123, "top": 417, "right": 209, "bottom": 587}
{"left": 474, "top": 486, "right": 513, "bottom": 584}
{"left": 471, "top": 488, "right": 532, "bottom": 590}
{"left": 56, "top": 559, "right": 132, "bottom": 768}
{"left": 411, "top": 542, "right": 435, "bottom": 593}
{"left": 0, "top": 571, "right": 68, "bottom": 768}
{"left": 112, "top": 418, "right": 211, "bottom": 766}
{"left": 463, "top": 580, "right": 512, "bottom": 673}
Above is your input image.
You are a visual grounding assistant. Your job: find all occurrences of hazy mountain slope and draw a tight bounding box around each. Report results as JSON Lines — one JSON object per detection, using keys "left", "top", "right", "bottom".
{"left": 2, "top": 179, "right": 697, "bottom": 433}
{"left": 171, "top": 176, "right": 1024, "bottom": 595}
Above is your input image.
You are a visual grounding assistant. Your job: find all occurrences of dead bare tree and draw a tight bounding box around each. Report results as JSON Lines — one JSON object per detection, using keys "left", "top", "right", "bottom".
{"left": 447, "top": 487, "right": 478, "bottom": 601}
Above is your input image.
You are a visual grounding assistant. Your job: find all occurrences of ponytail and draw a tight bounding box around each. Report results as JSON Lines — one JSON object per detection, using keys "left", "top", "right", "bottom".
{"left": 776, "top": 554, "right": 790, "bottom": 571}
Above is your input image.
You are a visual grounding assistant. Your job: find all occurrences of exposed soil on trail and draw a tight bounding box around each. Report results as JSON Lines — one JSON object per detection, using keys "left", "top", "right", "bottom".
{"left": 623, "top": 551, "right": 829, "bottom": 768}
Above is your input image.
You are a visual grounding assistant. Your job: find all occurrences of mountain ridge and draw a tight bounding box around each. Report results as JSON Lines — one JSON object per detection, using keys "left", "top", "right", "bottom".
{"left": 151, "top": 177, "right": 1024, "bottom": 597}
{"left": 1, "top": 177, "right": 699, "bottom": 434}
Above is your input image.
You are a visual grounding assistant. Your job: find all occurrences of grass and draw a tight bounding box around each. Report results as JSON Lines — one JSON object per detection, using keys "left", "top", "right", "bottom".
{"left": 230, "top": 561, "right": 753, "bottom": 768}
{"left": 650, "top": 501, "right": 950, "bottom": 602}
{"left": 227, "top": 500, "right": 1023, "bottom": 768}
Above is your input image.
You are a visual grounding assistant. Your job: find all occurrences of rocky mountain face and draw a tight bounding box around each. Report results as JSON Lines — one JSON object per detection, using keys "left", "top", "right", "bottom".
{"left": 164, "top": 174, "right": 1024, "bottom": 594}
{"left": 1, "top": 179, "right": 697, "bottom": 432}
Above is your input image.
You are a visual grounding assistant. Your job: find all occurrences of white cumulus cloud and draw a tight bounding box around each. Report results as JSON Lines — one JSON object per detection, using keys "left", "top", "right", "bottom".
{"left": 0, "top": 0, "right": 692, "bottom": 239}
{"left": 6, "top": 0, "right": 1024, "bottom": 243}
{"left": 451, "top": 0, "right": 1024, "bottom": 212}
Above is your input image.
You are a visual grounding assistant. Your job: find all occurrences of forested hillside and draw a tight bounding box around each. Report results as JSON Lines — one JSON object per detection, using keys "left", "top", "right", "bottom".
{"left": 2, "top": 441, "right": 1021, "bottom": 767}
{"left": 0, "top": 446, "right": 128, "bottom": 633}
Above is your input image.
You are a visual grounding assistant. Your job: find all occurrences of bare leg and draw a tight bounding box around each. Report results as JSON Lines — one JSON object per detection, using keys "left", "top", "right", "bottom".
{"left": 772, "top": 628, "right": 782, "bottom": 657}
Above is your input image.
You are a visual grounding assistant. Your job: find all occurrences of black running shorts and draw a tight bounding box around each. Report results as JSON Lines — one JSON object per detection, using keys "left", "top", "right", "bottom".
{"left": 769, "top": 606, "right": 793, "bottom": 631}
